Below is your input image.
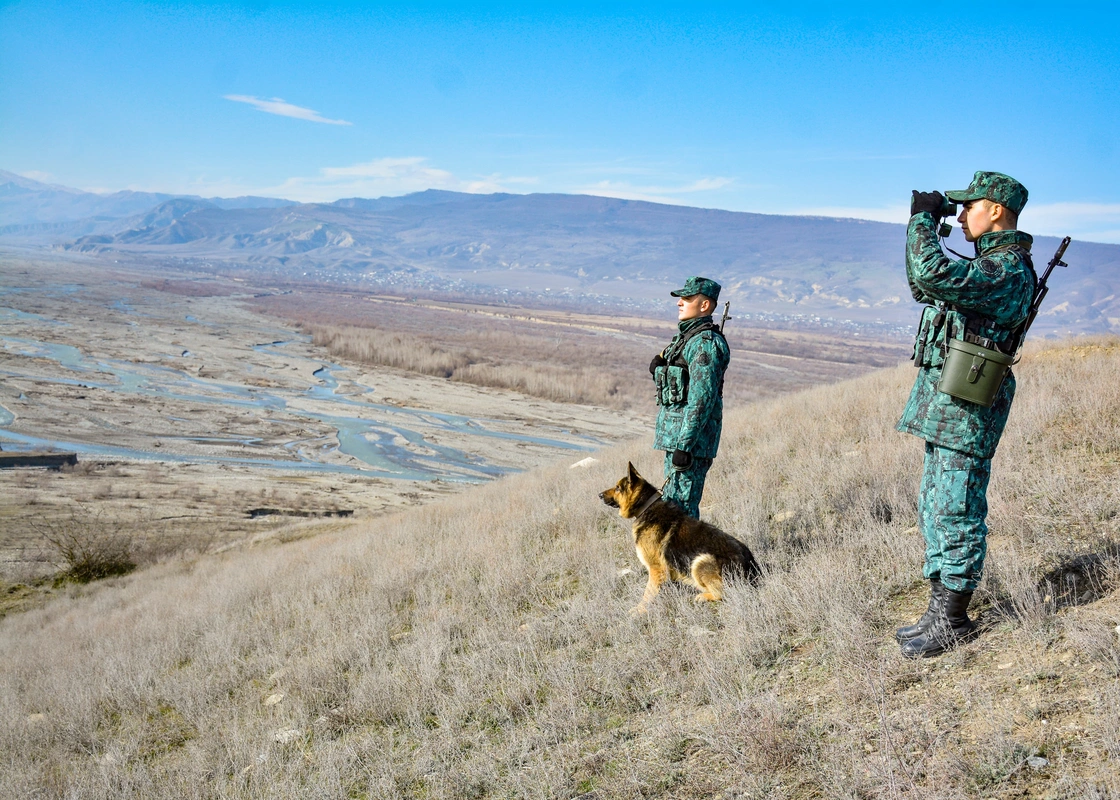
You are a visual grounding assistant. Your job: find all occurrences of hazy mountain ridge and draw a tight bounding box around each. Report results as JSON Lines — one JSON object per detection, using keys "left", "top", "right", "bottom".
{"left": 2, "top": 171, "right": 1117, "bottom": 333}
{"left": 0, "top": 170, "right": 295, "bottom": 227}
{"left": 57, "top": 193, "right": 919, "bottom": 319}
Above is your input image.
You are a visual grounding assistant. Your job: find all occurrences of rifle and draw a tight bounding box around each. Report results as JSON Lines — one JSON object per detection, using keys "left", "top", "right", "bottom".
{"left": 1012, "top": 236, "right": 1071, "bottom": 355}
{"left": 718, "top": 301, "right": 732, "bottom": 333}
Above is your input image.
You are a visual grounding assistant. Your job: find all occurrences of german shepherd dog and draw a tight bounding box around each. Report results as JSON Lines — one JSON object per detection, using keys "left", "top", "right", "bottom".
{"left": 600, "top": 462, "right": 761, "bottom": 613}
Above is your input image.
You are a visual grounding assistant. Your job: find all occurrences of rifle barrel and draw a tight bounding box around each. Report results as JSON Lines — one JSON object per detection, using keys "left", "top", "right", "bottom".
{"left": 1017, "top": 236, "right": 1072, "bottom": 350}
{"left": 1038, "top": 236, "right": 1072, "bottom": 287}
{"left": 1054, "top": 235, "right": 1071, "bottom": 263}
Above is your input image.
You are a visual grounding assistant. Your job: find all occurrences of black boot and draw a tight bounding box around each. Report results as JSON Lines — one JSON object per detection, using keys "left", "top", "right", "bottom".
{"left": 900, "top": 588, "right": 977, "bottom": 658}
{"left": 895, "top": 580, "right": 944, "bottom": 644}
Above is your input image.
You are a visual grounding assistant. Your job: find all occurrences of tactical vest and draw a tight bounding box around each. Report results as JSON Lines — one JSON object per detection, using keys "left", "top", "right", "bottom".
{"left": 911, "top": 244, "right": 1036, "bottom": 408}
{"left": 912, "top": 244, "right": 1036, "bottom": 365}
{"left": 653, "top": 321, "right": 726, "bottom": 406}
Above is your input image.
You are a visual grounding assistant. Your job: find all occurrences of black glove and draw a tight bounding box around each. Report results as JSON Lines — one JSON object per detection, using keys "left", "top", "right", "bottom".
{"left": 910, "top": 190, "right": 946, "bottom": 218}
{"left": 671, "top": 449, "right": 692, "bottom": 469}
{"left": 649, "top": 353, "right": 667, "bottom": 375}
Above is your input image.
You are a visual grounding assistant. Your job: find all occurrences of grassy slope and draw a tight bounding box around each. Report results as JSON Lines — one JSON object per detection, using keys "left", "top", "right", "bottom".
{"left": 1, "top": 338, "right": 1118, "bottom": 799}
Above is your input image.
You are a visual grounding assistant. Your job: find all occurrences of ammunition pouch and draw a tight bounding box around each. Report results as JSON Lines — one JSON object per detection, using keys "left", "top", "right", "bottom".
{"left": 912, "top": 305, "right": 943, "bottom": 367}
{"left": 912, "top": 301, "right": 1017, "bottom": 367}
{"left": 654, "top": 364, "right": 689, "bottom": 406}
{"left": 938, "top": 338, "right": 1014, "bottom": 408}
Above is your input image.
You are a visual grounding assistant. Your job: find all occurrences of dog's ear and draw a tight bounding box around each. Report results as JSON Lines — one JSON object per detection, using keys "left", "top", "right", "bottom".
{"left": 627, "top": 461, "right": 640, "bottom": 483}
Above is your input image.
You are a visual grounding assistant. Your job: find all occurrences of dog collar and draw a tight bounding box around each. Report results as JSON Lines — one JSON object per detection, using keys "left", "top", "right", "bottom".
{"left": 632, "top": 491, "right": 661, "bottom": 520}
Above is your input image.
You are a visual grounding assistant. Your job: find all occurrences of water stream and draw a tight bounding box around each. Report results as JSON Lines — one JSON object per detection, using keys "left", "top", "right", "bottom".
{"left": 1, "top": 334, "right": 601, "bottom": 481}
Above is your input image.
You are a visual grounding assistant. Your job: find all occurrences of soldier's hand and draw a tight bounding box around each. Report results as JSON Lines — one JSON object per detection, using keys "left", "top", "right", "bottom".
{"left": 911, "top": 190, "right": 946, "bottom": 217}
{"left": 649, "top": 353, "right": 667, "bottom": 375}
{"left": 671, "top": 449, "right": 692, "bottom": 469}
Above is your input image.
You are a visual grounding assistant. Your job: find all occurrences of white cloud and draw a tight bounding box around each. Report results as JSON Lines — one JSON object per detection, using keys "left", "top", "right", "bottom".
{"left": 265, "top": 157, "right": 535, "bottom": 203}
{"left": 576, "top": 177, "right": 733, "bottom": 205}
{"left": 18, "top": 170, "right": 55, "bottom": 183}
{"left": 1020, "top": 202, "right": 1120, "bottom": 244}
{"left": 223, "top": 95, "right": 351, "bottom": 126}
{"left": 77, "top": 175, "right": 266, "bottom": 198}
{"left": 320, "top": 156, "right": 454, "bottom": 183}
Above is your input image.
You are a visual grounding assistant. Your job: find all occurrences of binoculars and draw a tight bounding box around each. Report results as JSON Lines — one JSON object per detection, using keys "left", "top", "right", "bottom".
{"left": 935, "top": 196, "right": 958, "bottom": 219}
{"left": 936, "top": 195, "right": 957, "bottom": 238}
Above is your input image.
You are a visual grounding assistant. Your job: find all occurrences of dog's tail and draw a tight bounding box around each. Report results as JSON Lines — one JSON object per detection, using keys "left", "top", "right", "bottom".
{"left": 737, "top": 540, "right": 763, "bottom": 584}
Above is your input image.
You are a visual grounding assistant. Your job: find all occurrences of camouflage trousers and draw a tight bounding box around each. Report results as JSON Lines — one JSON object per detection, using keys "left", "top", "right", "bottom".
{"left": 662, "top": 453, "right": 714, "bottom": 519}
{"left": 918, "top": 442, "right": 992, "bottom": 593}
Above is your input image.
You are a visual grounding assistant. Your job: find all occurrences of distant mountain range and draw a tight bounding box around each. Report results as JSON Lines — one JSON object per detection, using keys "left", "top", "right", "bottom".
{"left": 0, "top": 169, "right": 293, "bottom": 230}
{"left": 2, "top": 169, "right": 1117, "bottom": 334}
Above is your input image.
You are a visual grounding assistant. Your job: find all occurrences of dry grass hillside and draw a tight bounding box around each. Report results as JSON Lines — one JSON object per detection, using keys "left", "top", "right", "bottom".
{"left": 1, "top": 337, "right": 1118, "bottom": 799}
{"left": 250, "top": 289, "right": 908, "bottom": 411}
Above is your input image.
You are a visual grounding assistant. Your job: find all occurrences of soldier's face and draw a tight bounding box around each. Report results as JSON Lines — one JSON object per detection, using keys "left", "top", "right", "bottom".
{"left": 677, "top": 295, "right": 712, "bottom": 320}
{"left": 958, "top": 199, "right": 1001, "bottom": 242}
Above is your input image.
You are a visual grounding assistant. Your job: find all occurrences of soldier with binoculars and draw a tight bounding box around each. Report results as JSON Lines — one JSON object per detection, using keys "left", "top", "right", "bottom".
{"left": 895, "top": 171, "right": 1037, "bottom": 658}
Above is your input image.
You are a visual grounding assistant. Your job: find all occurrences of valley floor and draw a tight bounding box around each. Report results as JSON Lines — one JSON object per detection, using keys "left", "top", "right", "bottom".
{"left": 0, "top": 253, "right": 647, "bottom": 589}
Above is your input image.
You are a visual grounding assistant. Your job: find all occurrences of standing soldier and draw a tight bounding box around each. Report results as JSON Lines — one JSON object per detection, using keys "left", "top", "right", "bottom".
{"left": 896, "top": 172, "right": 1036, "bottom": 658}
{"left": 649, "top": 276, "right": 730, "bottom": 519}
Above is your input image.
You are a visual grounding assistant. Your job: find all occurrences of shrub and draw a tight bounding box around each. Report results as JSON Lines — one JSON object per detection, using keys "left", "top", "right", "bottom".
{"left": 35, "top": 509, "right": 136, "bottom": 583}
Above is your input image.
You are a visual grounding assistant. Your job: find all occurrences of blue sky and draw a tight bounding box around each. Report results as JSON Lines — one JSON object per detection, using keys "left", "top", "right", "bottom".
{"left": 3, "top": 2, "right": 1119, "bottom": 241}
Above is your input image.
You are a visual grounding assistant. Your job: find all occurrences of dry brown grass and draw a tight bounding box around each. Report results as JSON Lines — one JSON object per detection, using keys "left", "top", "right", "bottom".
{"left": 0, "top": 337, "right": 1117, "bottom": 798}
{"left": 139, "top": 279, "right": 241, "bottom": 297}
{"left": 309, "top": 321, "right": 647, "bottom": 408}
{"left": 250, "top": 290, "right": 909, "bottom": 411}
{"left": 0, "top": 461, "right": 379, "bottom": 617}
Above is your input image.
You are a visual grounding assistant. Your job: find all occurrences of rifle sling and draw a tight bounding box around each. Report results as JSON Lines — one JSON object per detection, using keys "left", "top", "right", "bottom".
{"left": 665, "top": 321, "right": 723, "bottom": 367}
{"left": 664, "top": 321, "right": 727, "bottom": 398}
{"left": 938, "top": 244, "right": 1037, "bottom": 356}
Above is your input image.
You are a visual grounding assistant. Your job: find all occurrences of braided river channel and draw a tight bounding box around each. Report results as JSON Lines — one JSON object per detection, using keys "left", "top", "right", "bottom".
{"left": 0, "top": 293, "right": 641, "bottom": 484}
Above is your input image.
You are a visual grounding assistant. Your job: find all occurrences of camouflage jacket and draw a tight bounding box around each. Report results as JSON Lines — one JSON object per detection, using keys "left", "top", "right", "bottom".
{"left": 653, "top": 315, "right": 730, "bottom": 458}
{"left": 896, "top": 213, "right": 1036, "bottom": 458}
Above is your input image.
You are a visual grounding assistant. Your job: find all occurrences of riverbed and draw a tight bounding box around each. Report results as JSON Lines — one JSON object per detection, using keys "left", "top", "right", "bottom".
{"left": 1, "top": 286, "right": 644, "bottom": 480}
{"left": 0, "top": 255, "right": 648, "bottom": 557}
{"left": 0, "top": 333, "right": 613, "bottom": 482}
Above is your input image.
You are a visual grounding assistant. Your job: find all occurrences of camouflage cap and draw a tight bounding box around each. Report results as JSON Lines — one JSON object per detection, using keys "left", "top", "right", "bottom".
{"left": 946, "top": 171, "right": 1029, "bottom": 215}
{"left": 670, "top": 276, "right": 721, "bottom": 302}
